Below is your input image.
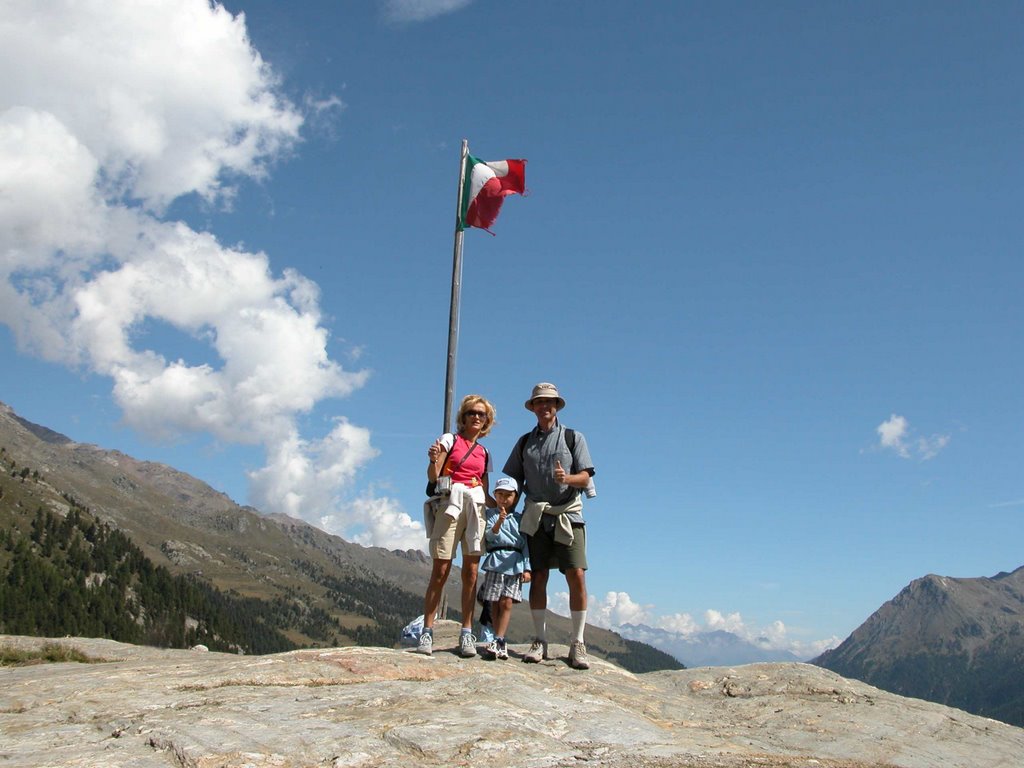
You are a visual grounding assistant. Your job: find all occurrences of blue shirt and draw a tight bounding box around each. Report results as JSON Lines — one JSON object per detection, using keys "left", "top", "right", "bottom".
{"left": 502, "top": 423, "right": 595, "bottom": 506}
{"left": 481, "top": 508, "right": 531, "bottom": 575}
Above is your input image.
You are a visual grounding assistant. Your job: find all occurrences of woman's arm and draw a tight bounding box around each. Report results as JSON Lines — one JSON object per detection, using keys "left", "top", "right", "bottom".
{"left": 426, "top": 438, "right": 447, "bottom": 480}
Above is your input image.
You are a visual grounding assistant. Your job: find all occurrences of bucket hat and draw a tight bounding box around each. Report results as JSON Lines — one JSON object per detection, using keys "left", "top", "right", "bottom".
{"left": 524, "top": 382, "right": 565, "bottom": 411}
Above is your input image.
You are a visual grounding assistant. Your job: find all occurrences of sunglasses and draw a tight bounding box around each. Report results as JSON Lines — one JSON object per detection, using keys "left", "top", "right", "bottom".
{"left": 464, "top": 410, "right": 488, "bottom": 420}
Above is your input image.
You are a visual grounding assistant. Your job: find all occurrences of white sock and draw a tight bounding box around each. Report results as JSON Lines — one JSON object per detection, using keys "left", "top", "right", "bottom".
{"left": 571, "top": 610, "right": 587, "bottom": 643}
{"left": 531, "top": 609, "right": 547, "bottom": 641}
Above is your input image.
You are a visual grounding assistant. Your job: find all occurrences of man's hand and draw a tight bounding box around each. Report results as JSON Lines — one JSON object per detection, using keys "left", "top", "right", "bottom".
{"left": 554, "top": 460, "right": 566, "bottom": 484}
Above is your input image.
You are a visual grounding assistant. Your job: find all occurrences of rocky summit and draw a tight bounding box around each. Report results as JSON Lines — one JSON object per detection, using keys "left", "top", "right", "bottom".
{"left": 2, "top": 627, "right": 1022, "bottom": 768}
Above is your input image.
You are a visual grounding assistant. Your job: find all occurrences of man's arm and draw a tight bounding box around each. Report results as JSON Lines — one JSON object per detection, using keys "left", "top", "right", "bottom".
{"left": 554, "top": 460, "right": 591, "bottom": 489}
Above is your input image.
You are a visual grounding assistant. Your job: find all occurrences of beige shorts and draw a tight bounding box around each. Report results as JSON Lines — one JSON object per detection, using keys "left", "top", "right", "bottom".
{"left": 429, "top": 503, "right": 485, "bottom": 560}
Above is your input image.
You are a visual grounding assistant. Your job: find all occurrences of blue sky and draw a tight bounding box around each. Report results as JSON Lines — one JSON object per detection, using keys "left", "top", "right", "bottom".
{"left": 1, "top": 0, "right": 1021, "bottom": 658}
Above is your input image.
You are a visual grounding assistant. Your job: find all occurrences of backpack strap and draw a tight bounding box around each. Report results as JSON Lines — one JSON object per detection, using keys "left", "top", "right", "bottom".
{"left": 515, "top": 432, "right": 530, "bottom": 467}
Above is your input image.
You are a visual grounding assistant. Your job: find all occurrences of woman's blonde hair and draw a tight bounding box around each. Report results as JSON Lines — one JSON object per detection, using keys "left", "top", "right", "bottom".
{"left": 457, "top": 394, "right": 496, "bottom": 437}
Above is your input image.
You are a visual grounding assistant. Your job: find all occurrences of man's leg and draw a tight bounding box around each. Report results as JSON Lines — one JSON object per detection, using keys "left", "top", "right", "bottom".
{"left": 523, "top": 567, "right": 550, "bottom": 662}
{"left": 566, "top": 567, "right": 587, "bottom": 639}
{"left": 529, "top": 566, "right": 549, "bottom": 639}
{"left": 566, "top": 568, "right": 590, "bottom": 670}
{"left": 566, "top": 567, "right": 587, "bottom": 611}
{"left": 529, "top": 567, "right": 549, "bottom": 610}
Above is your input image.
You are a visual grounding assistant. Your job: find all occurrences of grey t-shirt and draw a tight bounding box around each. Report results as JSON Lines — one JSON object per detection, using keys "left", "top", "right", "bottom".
{"left": 503, "top": 423, "right": 594, "bottom": 507}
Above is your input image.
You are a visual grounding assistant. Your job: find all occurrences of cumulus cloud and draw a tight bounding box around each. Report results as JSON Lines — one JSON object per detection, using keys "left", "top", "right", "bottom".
{"left": 550, "top": 591, "right": 838, "bottom": 660}
{"left": 381, "top": 0, "right": 474, "bottom": 23}
{"left": 704, "top": 609, "right": 746, "bottom": 634}
{"left": 0, "top": 1, "right": 418, "bottom": 547}
{"left": 342, "top": 496, "right": 425, "bottom": 551}
{"left": 656, "top": 612, "right": 700, "bottom": 635}
{"left": 876, "top": 414, "right": 951, "bottom": 462}
{"left": 877, "top": 414, "right": 910, "bottom": 457}
{"left": 586, "top": 591, "right": 655, "bottom": 628}
{"left": 2, "top": 0, "right": 301, "bottom": 212}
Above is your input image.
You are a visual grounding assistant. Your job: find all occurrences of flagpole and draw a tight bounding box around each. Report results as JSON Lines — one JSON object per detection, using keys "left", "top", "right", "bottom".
{"left": 443, "top": 139, "right": 469, "bottom": 434}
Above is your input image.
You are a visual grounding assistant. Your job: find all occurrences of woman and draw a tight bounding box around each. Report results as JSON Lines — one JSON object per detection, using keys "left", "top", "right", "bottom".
{"left": 417, "top": 394, "right": 495, "bottom": 658}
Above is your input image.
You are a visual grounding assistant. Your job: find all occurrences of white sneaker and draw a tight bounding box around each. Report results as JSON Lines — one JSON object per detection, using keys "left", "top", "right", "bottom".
{"left": 568, "top": 640, "right": 590, "bottom": 670}
{"left": 459, "top": 632, "right": 477, "bottom": 658}
{"left": 481, "top": 641, "right": 498, "bottom": 660}
{"left": 415, "top": 631, "right": 433, "bottom": 656}
{"left": 522, "top": 639, "right": 547, "bottom": 663}
{"left": 496, "top": 642, "right": 509, "bottom": 661}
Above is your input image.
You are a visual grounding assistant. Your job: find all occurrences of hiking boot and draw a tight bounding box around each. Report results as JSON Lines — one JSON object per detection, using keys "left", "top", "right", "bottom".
{"left": 568, "top": 640, "right": 590, "bottom": 670}
{"left": 415, "top": 631, "right": 433, "bottom": 656}
{"left": 481, "top": 641, "right": 498, "bottom": 660}
{"left": 496, "top": 642, "right": 509, "bottom": 661}
{"left": 522, "top": 639, "right": 547, "bottom": 663}
{"left": 459, "top": 632, "right": 477, "bottom": 658}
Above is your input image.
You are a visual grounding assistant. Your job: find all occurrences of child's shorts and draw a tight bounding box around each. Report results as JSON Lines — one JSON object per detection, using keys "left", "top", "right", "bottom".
{"left": 477, "top": 570, "right": 523, "bottom": 604}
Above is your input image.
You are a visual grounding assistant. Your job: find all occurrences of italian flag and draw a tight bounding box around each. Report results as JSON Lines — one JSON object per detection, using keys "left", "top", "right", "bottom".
{"left": 459, "top": 156, "right": 527, "bottom": 233}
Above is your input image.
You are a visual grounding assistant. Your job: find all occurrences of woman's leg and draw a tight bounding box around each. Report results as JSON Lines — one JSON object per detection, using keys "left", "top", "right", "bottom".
{"left": 422, "top": 558, "right": 452, "bottom": 629}
{"left": 460, "top": 555, "right": 480, "bottom": 630}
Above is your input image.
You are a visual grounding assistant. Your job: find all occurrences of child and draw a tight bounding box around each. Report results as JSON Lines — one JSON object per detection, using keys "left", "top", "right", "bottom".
{"left": 477, "top": 476, "right": 531, "bottom": 660}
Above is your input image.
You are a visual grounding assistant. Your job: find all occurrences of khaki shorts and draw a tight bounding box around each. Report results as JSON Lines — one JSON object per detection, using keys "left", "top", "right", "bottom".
{"left": 527, "top": 521, "right": 587, "bottom": 572}
{"left": 429, "top": 504, "right": 485, "bottom": 560}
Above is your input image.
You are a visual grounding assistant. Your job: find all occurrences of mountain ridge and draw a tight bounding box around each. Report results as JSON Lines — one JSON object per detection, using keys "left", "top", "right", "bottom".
{"left": 814, "top": 566, "right": 1024, "bottom": 727}
{"left": 618, "top": 622, "right": 804, "bottom": 667}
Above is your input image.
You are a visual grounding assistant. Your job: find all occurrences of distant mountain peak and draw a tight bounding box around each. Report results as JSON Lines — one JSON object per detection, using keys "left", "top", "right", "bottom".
{"left": 814, "top": 564, "right": 1024, "bottom": 727}
{"left": 616, "top": 622, "right": 802, "bottom": 667}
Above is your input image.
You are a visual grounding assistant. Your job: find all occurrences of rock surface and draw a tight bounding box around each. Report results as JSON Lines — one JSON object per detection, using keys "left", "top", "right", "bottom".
{"left": 2, "top": 628, "right": 1023, "bottom": 768}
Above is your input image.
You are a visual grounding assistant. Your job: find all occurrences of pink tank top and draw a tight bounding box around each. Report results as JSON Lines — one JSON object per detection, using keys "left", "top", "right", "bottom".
{"left": 443, "top": 434, "right": 487, "bottom": 487}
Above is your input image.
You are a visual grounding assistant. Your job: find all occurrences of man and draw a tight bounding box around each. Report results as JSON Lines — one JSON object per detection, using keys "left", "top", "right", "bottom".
{"left": 503, "top": 382, "right": 595, "bottom": 670}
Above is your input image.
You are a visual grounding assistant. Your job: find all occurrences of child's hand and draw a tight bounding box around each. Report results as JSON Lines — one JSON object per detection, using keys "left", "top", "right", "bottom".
{"left": 522, "top": 571, "right": 531, "bottom": 584}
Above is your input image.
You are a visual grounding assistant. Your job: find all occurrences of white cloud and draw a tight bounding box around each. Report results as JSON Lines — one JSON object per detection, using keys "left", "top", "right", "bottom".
{"left": 382, "top": 0, "right": 474, "bottom": 23}
{"left": 656, "top": 612, "right": 700, "bottom": 635}
{"left": 876, "top": 413, "right": 950, "bottom": 462}
{"left": 2, "top": 0, "right": 302, "bottom": 212}
{"left": 916, "top": 433, "right": 951, "bottom": 461}
{"left": 877, "top": 414, "right": 910, "bottom": 457}
{"left": 704, "top": 609, "right": 746, "bottom": 634}
{"left": 344, "top": 496, "right": 425, "bottom": 551}
{"left": 588, "top": 591, "right": 655, "bottom": 628}
{"left": 0, "top": 1, "right": 413, "bottom": 549}
{"left": 549, "top": 590, "right": 838, "bottom": 661}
